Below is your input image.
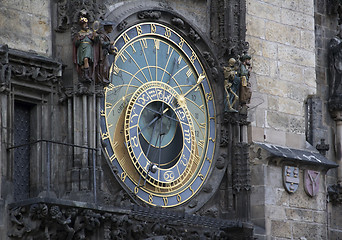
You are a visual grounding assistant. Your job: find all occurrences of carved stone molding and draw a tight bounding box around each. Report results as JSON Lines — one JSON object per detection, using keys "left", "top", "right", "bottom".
{"left": 8, "top": 198, "right": 254, "bottom": 240}
{"left": 137, "top": 10, "right": 162, "bottom": 20}
{"left": 223, "top": 111, "right": 249, "bottom": 126}
{"left": 210, "top": 0, "right": 249, "bottom": 62}
{"left": 0, "top": 44, "right": 62, "bottom": 94}
{"left": 56, "top": 0, "right": 107, "bottom": 33}
{"left": 232, "top": 142, "right": 251, "bottom": 192}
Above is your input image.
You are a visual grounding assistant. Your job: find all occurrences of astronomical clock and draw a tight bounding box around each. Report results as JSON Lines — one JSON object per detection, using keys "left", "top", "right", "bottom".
{"left": 100, "top": 10, "right": 224, "bottom": 210}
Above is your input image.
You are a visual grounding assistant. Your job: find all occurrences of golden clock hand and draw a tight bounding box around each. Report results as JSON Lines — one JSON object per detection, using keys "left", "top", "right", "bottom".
{"left": 138, "top": 107, "right": 170, "bottom": 136}
{"left": 176, "top": 73, "right": 205, "bottom": 106}
{"left": 162, "top": 107, "right": 169, "bottom": 115}
{"left": 183, "top": 73, "right": 205, "bottom": 97}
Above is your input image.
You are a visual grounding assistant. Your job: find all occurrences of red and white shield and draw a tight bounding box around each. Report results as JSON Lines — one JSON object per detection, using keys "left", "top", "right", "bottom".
{"left": 304, "top": 170, "right": 320, "bottom": 197}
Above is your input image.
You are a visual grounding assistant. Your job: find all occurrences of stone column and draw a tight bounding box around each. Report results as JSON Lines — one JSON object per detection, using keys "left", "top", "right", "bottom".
{"left": 332, "top": 111, "right": 342, "bottom": 184}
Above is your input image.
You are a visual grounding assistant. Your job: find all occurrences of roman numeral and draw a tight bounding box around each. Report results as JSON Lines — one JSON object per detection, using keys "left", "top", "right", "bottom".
{"left": 136, "top": 25, "right": 142, "bottom": 35}
{"left": 122, "top": 33, "right": 130, "bottom": 43}
{"left": 140, "top": 39, "right": 148, "bottom": 48}
{"left": 186, "top": 69, "right": 192, "bottom": 78}
{"left": 154, "top": 39, "right": 160, "bottom": 50}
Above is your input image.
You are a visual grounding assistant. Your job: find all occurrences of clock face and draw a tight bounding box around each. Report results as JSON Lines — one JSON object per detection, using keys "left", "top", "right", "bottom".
{"left": 100, "top": 22, "right": 216, "bottom": 207}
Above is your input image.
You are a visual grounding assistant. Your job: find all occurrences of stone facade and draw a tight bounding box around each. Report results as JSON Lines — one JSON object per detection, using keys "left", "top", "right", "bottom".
{"left": 246, "top": 0, "right": 342, "bottom": 239}
{"left": 246, "top": 0, "right": 316, "bottom": 149}
{"left": 0, "top": 0, "right": 52, "bottom": 56}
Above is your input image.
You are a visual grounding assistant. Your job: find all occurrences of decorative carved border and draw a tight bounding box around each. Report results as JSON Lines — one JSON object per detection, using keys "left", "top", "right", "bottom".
{"left": 8, "top": 198, "right": 254, "bottom": 239}
{"left": 0, "top": 44, "right": 62, "bottom": 94}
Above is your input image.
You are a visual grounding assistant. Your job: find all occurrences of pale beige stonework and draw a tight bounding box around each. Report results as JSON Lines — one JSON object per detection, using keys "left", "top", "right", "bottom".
{"left": 0, "top": 1, "right": 52, "bottom": 56}
{"left": 247, "top": 0, "right": 316, "bottom": 148}
{"left": 247, "top": 0, "right": 322, "bottom": 239}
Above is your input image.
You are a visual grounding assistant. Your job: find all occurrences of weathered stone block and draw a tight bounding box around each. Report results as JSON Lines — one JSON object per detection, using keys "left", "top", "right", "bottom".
{"left": 250, "top": 163, "right": 266, "bottom": 185}
{"left": 301, "top": 30, "right": 315, "bottom": 51}
{"left": 250, "top": 91, "right": 269, "bottom": 109}
{"left": 266, "top": 205, "right": 287, "bottom": 220}
{"left": 257, "top": 76, "right": 288, "bottom": 97}
{"left": 246, "top": 36, "right": 264, "bottom": 56}
{"left": 264, "top": 128, "right": 287, "bottom": 146}
{"left": 285, "top": 208, "right": 313, "bottom": 222}
{"left": 246, "top": 15, "right": 266, "bottom": 39}
{"left": 260, "top": 0, "right": 282, "bottom": 7}
{"left": 278, "top": 45, "right": 315, "bottom": 68}
{"left": 303, "top": 67, "right": 317, "bottom": 88}
{"left": 251, "top": 204, "right": 265, "bottom": 220}
{"left": 287, "top": 83, "right": 313, "bottom": 101}
{"left": 288, "top": 115, "right": 306, "bottom": 134}
{"left": 285, "top": 132, "right": 305, "bottom": 149}
{"left": 252, "top": 55, "right": 270, "bottom": 76}
{"left": 289, "top": 190, "right": 326, "bottom": 210}
{"left": 0, "top": 5, "right": 51, "bottom": 55}
{"left": 271, "top": 220, "right": 292, "bottom": 238}
{"left": 313, "top": 211, "right": 326, "bottom": 224}
{"left": 262, "top": 41, "right": 278, "bottom": 60}
{"left": 268, "top": 95, "right": 279, "bottom": 111}
{"left": 297, "top": 0, "right": 314, "bottom": 15}
{"left": 255, "top": 108, "right": 267, "bottom": 128}
{"left": 251, "top": 185, "right": 266, "bottom": 206}
{"left": 265, "top": 185, "right": 289, "bottom": 206}
{"left": 282, "top": 0, "right": 298, "bottom": 11}
{"left": 265, "top": 21, "right": 301, "bottom": 47}
{"left": 292, "top": 222, "right": 327, "bottom": 240}
{"left": 266, "top": 111, "right": 289, "bottom": 131}
{"left": 278, "top": 61, "right": 304, "bottom": 84}
{"left": 278, "top": 98, "right": 304, "bottom": 116}
{"left": 266, "top": 165, "right": 283, "bottom": 189}
{"left": 1, "top": 0, "right": 49, "bottom": 17}
{"left": 281, "top": 8, "right": 314, "bottom": 29}
{"left": 247, "top": 1, "right": 281, "bottom": 22}
{"left": 249, "top": 126, "right": 265, "bottom": 142}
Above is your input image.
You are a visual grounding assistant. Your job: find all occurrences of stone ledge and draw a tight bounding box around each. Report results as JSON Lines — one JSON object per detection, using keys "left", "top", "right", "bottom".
{"left": 253, "top": 142, "right": 338, "bottom": 170}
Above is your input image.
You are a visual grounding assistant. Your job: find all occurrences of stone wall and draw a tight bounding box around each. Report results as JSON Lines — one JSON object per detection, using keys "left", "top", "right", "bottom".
{"left": 246, "top": 0, "right": 317, "bottom": 149}
{"left": 250, "top": 145, "right": 329, "bottom": 239}
{"left": 0, "top": 0, "right": 52, "bottom": 56}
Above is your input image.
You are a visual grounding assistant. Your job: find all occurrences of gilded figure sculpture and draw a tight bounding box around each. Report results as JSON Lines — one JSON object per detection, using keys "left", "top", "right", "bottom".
{"left": 73, "top": 16, "right": 98, "bottom": 83}
{"left": 224, "top": 58, "right": 240, "bottom": 112}
{"left": 96, "top": 21, "right": 116, "bottom": 85}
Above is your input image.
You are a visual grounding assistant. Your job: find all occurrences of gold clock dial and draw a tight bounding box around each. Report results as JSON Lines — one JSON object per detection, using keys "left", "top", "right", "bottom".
{"left": 100, "top": 22, "right": 216, "bottom": 207}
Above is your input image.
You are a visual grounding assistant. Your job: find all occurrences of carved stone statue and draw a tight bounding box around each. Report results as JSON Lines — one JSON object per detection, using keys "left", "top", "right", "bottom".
{"left": 223, "top": 54, "right": 252, "bottom": 113}
{"left": 329, "top": 24, "right": 342, "bottom": 111}
{"left": 73, "top": 16, "right": 98, "bottom": 83}
{"left": 96, "top": 21, "right": 116, "bottom": 85}
{"left": 239, "top": 54, "right": 252, "bottom": 105}
{"left": 223, "top": 58, "right": 240, "bottom": 112}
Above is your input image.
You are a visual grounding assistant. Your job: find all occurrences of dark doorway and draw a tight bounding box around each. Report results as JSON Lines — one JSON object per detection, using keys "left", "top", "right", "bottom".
{"left": 13, "top": 101, "right": 33, "bottom": 201}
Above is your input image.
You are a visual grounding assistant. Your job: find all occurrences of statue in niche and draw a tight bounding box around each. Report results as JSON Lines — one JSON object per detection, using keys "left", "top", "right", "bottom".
{"left": 224, "top": 58, "right": 240, "bottom": 112}
{"left": 223, "top": 54, "right": 252, "bottom": 112}
{"left": 73, "top": 16, "right": 99, "bottom": 83}
{"left": 239, "top": 54, "right": 252, "bottom": 106}
{"left": 329, "top": 24, "right": 342, "bottom": 101}
{"left": 96, "top": 21, "right": 117, "bottom": 85}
